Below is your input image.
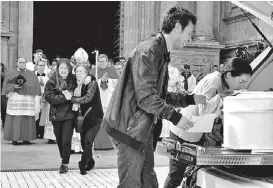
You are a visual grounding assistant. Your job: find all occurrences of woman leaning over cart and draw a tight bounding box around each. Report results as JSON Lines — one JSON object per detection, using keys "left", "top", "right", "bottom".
{"left": 71, "top": 63, "right": 103, "bottom": 175}
{"left": 164, "top": 57, "right": 253, "bottom": 188}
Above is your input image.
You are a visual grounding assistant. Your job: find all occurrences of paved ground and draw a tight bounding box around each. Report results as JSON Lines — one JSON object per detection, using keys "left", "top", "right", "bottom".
{"left": 1, "top": 167, "right": 170, "bottom": 188}
{"left": 1, "top": 129, "right": 170, "bottom": 187}
{"left": 1, "top": 129, "right": 169, "bottom": 170}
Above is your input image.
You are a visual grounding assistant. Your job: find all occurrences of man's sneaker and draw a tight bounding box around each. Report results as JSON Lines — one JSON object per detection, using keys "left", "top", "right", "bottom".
{"left": 59, "top": 164, "right": 68, "bottom": 174}
{"left": 78, "top": 161, "right": 87, "bottom": 175}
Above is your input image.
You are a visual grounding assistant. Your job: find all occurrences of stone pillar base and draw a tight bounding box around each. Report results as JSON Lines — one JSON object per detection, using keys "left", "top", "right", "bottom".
{"left": 170, "top": 42, "right": 225, "bottom": 80}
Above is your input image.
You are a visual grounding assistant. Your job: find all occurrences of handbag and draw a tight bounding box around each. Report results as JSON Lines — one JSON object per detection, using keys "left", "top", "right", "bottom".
{"left": 75, "top": 106, "right": 92, "bottom": 133}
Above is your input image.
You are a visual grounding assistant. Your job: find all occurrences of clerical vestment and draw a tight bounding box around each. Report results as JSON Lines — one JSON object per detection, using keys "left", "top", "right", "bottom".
{"left": 2, "top": 68, "right": 41, "bottom": 141}
{"left": 90, "top": 66, "right": 119, "bottom": 112}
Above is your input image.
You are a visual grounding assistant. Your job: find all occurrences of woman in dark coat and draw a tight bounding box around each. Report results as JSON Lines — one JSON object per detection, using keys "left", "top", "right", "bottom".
{"left": 44, "top": 58, "right": 77, "bottom": 174}
{"left": 71, "top": 64, "right": 103, "bottom": 175}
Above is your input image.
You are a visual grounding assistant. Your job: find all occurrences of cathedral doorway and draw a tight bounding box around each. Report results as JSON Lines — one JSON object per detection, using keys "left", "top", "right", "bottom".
{"left": 33, "top": 1, "right": 120, "bottom": 63}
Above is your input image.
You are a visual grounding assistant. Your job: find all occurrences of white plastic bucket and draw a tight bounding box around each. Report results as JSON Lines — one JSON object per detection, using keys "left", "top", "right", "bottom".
{"left": 223, "top": 110, "right": 273, "bottom": 150}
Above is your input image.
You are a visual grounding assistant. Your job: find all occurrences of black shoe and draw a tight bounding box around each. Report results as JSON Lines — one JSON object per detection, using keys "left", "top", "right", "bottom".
{"left": 48, "top": 139, "right": 55, "bottom": 144}
{"left": 86, "top": 159, "right": 95, "bottom": 171}
{"left": 22, "top": 141, "right": 31, "bottom": 145}
{"left": 78, "top": 161, "right": 87, "bottom": 175}
{"left": 59, "top": 164, "right": 68, "bottom": 174}
{"left": 12, "top": 141, "right": 19, "bottom": 145}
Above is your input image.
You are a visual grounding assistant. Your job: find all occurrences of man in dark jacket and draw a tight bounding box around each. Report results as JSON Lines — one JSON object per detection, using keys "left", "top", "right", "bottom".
{"left": 101, "top": 6, "right": 206, "bottom": 188}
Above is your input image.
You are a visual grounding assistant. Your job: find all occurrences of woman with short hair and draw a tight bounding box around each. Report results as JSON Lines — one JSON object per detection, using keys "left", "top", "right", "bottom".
{"left": 71, "top": 64, "right": 103, "bottom": 175}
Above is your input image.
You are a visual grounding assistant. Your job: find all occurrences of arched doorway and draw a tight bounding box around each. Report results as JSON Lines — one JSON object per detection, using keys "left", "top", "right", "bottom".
{"left": 33, "top": 1, "right": 120, "bottom": 64}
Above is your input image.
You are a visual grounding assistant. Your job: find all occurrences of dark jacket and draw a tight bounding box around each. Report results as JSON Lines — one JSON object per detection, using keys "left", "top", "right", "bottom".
{"left": 44, "top": 74, "right": 76, "bottom": 122}
{"left": 71, "top": 76, "right": 104, "bottom": 130}
{"left": 101, "top": 33, "right": 195, "bottom": 152}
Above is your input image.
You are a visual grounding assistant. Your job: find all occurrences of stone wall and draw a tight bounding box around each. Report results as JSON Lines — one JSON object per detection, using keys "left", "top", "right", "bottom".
{"left": 1, "top": 1, "right": 33, "bottom": 70}
{"left": 2, "top": 1, "right": 272, "bottom": 72}
{"left": 219, "top": 2, "right": 273, "bottom": 64}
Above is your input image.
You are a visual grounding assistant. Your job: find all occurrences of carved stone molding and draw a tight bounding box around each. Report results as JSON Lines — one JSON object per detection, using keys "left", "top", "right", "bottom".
{"left": 224, "top": 39, "right": 261, "bottom": 50}
{"left": 1, "top": 30, "right": 13, "bottom": 38}
{"left": 223, "top": 12, "right": 255, "bottom": 24}
{"left": 169, "top": 47, "right": 221, "bottom": 78}
{"left": 183, "top": 42, "right": 225, "bottom": 50}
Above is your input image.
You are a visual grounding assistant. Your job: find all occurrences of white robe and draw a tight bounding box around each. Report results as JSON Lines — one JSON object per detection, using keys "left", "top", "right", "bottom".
{"left": 161, "top": 66, "right": 183, "bottom": 138}
{"left": 171, "top": 71, "right": 224, "bottom": 142}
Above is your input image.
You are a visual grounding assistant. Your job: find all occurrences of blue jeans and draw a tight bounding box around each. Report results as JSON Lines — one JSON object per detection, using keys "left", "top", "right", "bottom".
{"left": 112, "top": 134, "right": 159, "bottom": 188}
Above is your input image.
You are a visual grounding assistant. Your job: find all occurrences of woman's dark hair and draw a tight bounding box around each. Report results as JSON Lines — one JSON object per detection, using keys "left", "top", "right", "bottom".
{"left": 162, "top": 6, "right": 197, "bottom": 34}
{"left": 223, "top": 57, "right": 253, "bottom": 77}
{"left": 55, "top": 58, "right": 73, "bottom": 90}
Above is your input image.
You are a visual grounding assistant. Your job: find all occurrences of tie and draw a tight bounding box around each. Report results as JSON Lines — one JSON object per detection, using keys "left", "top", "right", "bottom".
{"left": 182, "top": 73, "right": 189, "bottom": 91}
{"left": 37, "top": 73, "right": 46, "bottom": 76}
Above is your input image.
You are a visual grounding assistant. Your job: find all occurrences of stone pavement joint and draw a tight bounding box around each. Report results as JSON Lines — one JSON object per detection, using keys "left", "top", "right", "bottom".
{"left": 1, "top": 167, "right": 169, "bottom": 188}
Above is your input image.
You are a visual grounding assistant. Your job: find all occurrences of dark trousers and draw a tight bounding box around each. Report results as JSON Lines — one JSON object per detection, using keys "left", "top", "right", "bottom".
{"left": 1, "top": 95, "right": 7, "bottom": 127}
{"left": 35, "top": 112, "right": 44, "bottom": 138}
{"left": 152, "top": 120, "right": 163, "bottom": 151}
{"left": 80, "top": 124, "right": 101, "bottom": 165}
{"left": 52, "top": 119, "right": 74, "bottom": 164}
{"left": 112, "top": 134, "right": 159, "bottom": 188}
{"left": 164, "top": 132, "right": 202, "bottom": 188}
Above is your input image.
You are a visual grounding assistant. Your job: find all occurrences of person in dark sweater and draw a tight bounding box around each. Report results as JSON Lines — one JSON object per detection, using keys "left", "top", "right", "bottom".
{"left": 71, "top": 64, "right": 104, "bottom": 175}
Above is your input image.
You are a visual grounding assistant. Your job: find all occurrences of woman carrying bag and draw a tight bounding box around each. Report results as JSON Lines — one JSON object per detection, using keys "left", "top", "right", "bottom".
{"left": 71, "top": 63, "right": 103, "bottom": 175}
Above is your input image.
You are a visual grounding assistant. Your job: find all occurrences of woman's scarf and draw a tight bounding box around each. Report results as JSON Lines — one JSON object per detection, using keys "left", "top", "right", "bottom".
{"left": 72, "top": 77, "right": 85, "bottom": 111}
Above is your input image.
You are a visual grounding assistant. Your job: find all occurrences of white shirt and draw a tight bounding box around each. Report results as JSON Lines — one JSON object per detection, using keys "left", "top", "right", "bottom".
{"left": 26, "top": 62, "right": 35, "bottom": 71}
{"left": 180, "top": 74, "right": 196, "bottom": 93}
{"left": 171, "top": 71, "right": 224, "bottom": 142}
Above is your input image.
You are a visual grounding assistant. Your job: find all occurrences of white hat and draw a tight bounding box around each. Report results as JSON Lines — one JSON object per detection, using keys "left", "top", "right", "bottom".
{"left": 74, "top": 47, "right": 88, "bottom": 63}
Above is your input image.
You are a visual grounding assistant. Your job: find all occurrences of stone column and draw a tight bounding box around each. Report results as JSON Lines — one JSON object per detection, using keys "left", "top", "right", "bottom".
{"left": 139, "top": 1, "right": 156, "bottom": 41}
{"left": 123, "top": 1, "right": 157, "bottom": 59}
{"left": 119, "top": 1, "right": 125, "bottom": 57}
{"left": 0, "top": 2, "right": 3, "bottom": 26}
{"left": 194, "top": 1, "right": 214, "bottom": 41}
{"left": 18, "top": 1, "right": 33, "bottom": 62}
{"left": 123, "top": 1, "right": 138, "bottom": 59}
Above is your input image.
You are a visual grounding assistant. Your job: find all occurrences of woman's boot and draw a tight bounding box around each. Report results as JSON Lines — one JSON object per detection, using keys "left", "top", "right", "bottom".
{"left": 78, "top": 161, "right": 87, "bottom": 175}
